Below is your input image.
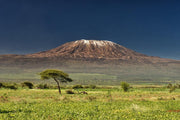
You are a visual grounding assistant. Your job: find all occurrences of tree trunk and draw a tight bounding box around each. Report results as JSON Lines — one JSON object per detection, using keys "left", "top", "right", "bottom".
{"left": 54, "top": 78, "right": 61, "bottom": 94}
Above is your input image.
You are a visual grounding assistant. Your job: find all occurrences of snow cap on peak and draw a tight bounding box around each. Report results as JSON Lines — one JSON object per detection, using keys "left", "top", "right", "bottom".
{"left": 75, "top": 39, "right": 116, "bottom": 46}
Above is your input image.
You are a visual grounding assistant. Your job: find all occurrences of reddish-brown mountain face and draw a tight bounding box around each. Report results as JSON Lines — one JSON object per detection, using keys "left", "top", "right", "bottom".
{"left": 27, "top": 39, "right": 145, "bottom": 59}
{"left": 26, "top": 39, "right": 175, "bottom": 63}
{"left": 0, "top": 39, "right": 179, "bottom": 68}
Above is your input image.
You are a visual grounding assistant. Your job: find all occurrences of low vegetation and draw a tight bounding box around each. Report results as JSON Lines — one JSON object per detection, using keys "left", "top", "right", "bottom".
{"left": 120, "top": 82, "right": 130, "bottom": 92}
{"left": 21, "top": 82, "right": 34, "bottom": 89}
{"left": 65, "top": 89, "right": 75, "bottom": 94}
{"left": 0, "top": 83, "right": 180, "bottom": 119}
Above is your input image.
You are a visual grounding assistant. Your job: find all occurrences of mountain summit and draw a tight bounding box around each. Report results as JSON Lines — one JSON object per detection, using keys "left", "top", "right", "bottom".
{"left": 0, "top": 39, "right": 178, "bottom": 68}
{"left": 26, "top": 39, "right": 175, "bottom": 64}
{"left": 28, "top": 39, "right": 146, "bottom": 59}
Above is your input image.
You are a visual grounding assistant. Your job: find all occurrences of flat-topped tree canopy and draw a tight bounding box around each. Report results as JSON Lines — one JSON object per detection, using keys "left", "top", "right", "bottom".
{"left": 39, "top": 69, "right": 73, "bottom": 94}
{"left": 40, "top": 69, "right": 72, "bottom": 82}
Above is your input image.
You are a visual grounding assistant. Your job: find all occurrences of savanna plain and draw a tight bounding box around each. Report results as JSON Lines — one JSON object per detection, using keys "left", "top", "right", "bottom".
{"left": 0, "top": 83, "right": 180, "bottom": 120}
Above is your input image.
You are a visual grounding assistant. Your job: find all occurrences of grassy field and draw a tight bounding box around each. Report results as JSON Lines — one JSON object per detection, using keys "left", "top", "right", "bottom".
{"left": 0, "top": 63, "right": 180, "bottom": 85}
{"left": 0, "top": 70, "right": 179, "bottom": 85}
{"left": 0, "top": 86, "right": 180, "bottom": 120}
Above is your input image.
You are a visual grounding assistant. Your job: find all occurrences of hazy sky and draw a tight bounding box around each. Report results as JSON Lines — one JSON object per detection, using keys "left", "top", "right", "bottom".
{"left": 0, "top": 0, "right": 180, "bottom": 59}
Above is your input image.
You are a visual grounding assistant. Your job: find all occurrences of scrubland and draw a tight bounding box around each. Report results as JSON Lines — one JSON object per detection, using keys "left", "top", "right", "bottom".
{"left": 0, "top": 85, "right": 180, "bottom": 120}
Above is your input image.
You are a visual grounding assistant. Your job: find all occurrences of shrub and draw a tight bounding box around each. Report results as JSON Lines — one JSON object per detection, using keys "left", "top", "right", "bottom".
{"left": 167, "top": 83, "right": 173, "bottom": 88}
{"left": 1, "top": 83, "right": 18, "bottom": 90}
{"left": 5, "top": 84, "right": 18, "bottom": 90}
{"left": 72, "top": 84, "right": 83, "bottom": 89}
{"left": 37, "top": 84, "right": 50, "bottom": 89}
{"left": 66, "top": 89, "right": 75, "bottom": 94}
{"left": 120, "top": 82, "right": 130, "bottom": 92}
{"left": 0, "top": 82, "right": 3, "bottom": 88}
{"left": 167, "top": 83, "right": 177, "bottom": 93}
{"left": 21, "top": 82, "right": 34, "bottom": 89}
{"left": 169, "top": 86, "right": 176, "bottom": 93}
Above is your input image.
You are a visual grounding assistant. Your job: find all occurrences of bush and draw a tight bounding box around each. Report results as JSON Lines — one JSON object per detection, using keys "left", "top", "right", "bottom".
{"left": 0, "top": 82, "right": 3, "bottom": 88}
{"left": 21, "top": 82, "right": 34, "bottom": 89}
{"left": 167, "top": 83, "right": 173, "bottom": 88}
{"left": 120, "top": 82, "right": 130, "bottom": 92}
{"left": 167, "top": 83, "right": 178, "bottom": 93}
{"left": 0, "top": 83, "right": 18, "bottom": 90}
{"left": 66, "top": 89, "right": 75, "bottom": 94}
{"left": 89, "top": 85, "right": 96, "bottom": 89}
{"left": 72, "top": 84, "right": 83, "bottom": 89}
{"left": 8, "top": 85, "right": 18, "bottom": 90}
{"left": 37, "top": 84, "right": 51, "bottom": 89}
{"left": 5, "top": 84, "right": 18, "bottom": 90}
{"left": 169, "top": 86, "right": 176, "bottom": 93}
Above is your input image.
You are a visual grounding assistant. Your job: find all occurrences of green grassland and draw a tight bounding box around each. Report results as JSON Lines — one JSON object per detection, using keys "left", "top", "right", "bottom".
{"left": 0, "top": 87, "right": 180, "bottom": 120}
{"left": 0, "top": 63, "right": 180, "bottom": 85}
{"left": 0, "top": 62, "right": 180, "bottom": 119}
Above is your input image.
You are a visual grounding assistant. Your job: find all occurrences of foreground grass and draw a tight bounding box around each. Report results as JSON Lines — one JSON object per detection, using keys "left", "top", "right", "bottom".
{"left": 0, "top": 88, "right": 180, "bottom": 120}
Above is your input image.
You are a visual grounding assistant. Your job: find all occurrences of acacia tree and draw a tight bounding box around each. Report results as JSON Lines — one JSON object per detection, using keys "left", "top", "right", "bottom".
{"left": 39, "top": 69, "right": 73, "bottom": 94}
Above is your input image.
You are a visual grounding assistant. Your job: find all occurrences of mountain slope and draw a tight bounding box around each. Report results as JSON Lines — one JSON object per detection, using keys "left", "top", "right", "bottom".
{"left": 27, "top": 39, "right": 145, "bottom": 58}
{"left": 0, "top": 39, "right": 179, "bottom": 67}
{"left": 25, "top": 39, "right": 177, "bottom": 64}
